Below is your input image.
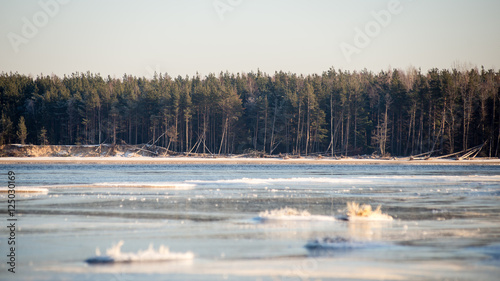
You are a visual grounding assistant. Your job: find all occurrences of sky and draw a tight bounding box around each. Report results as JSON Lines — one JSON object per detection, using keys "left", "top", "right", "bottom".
{"left": 0, "top": 0, "right": 499, "bottom": 78}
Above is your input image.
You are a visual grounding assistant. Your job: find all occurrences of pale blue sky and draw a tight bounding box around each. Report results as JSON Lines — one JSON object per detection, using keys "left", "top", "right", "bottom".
{"left": 1, "top": 0, "right": 499, "bottom": 78}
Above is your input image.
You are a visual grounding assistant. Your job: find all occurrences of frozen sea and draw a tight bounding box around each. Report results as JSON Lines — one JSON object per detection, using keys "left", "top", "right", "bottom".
{"left": 1, "top": 163, "right": 500, "bottom": 280}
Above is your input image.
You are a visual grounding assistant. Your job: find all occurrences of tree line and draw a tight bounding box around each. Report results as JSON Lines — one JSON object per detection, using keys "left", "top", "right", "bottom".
{"left": 1, "top": 67, "right": 499, "bottom": 157}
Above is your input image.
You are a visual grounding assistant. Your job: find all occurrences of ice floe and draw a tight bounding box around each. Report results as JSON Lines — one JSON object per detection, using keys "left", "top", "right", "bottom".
{"left": 256, "top": 207, "right": 337, "bottom": 222}
{"left": 85, "top": 241, "right": 194, "bottom": 264}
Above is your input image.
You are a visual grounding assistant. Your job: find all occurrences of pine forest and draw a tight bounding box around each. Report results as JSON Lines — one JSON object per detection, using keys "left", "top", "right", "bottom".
{"left": 1, "top": 67, "right": 500, "bottom": 157}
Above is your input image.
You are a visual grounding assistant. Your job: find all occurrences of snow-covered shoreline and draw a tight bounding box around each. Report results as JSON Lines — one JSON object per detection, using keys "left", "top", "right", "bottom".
{"left": 2, "top": 144, "right": 498, "bottom": 165}
{"left": 1, "top": 156, "right": 499, "bottom": 165}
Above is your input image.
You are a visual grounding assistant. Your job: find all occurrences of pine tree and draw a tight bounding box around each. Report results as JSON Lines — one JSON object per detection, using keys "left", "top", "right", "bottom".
{"left": 16, "top": 116, "right": 28, "bottom": 144}
{"left": 39, "top": 127, "right": 48, "bottom": 145}
{"left": 0, "top": 113, "right": 13, "bottom": 145}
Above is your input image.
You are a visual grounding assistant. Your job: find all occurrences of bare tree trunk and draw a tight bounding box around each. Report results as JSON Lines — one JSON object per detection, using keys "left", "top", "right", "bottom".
{"left": 305, "top": 94, "right": 310, "bottom": 156}
{"left": 461, "top": 85, "right": 473, "bottom": 152}
{"left": 440, "top": 101, "right": 446, "bottom": 151}
{"left": 174, "top": 110, "right": 178, "bottom": 152}
{"left": 98, "top": 107, "right": 101, "bottom": 144}
{"left": 112, "top": 116, "right": 116, "bottom": 145}
{"left": 270, "top": 98, "right": 278, "bottom": 155}
{"left": 254, "top": 113, "right": 259, "bottom": 150}
{"left": 428, "top": 103, "right": 432, "bottom": 152}
{"left": 449, "top": 104, "right": 455, "bottom": 153}
{"left": 418, "top": 112, "right": 423, "bottom": 153}
{"left": 296, "top": 103, "right": 301, "bottom": 155}
{"left": 490, "top": 95, "right": 496, "bottom": 157}
{"left": 432, "top": 106, "right": 436, "bottom": 150}
{"left": 340, "top": 111, "right": 344, "bottom": 153}
{"left": 406, "top": 104, "right": 415, "bottom": 155}
{"left": 345, "top": 113, "right": 350, "bottom": 156}
{"left": 218, "top": 116, "right": 227, "bottom": 155}
{"left": 203, "top": 109, "right": 207, "bottom": 154}
{"left": 411, "top": 107, "right": 416, "bottom": 154}
{"left": 263, "top": 97, "right": 268, "bottom": 153}
{"left": 286, "top": 117, "right": 289, "bottom": 153}
{"left": 354, "top": 107, "right": 357, "bottom": 154}
{"left": 135, "top": 115, "right": 138, "bottom": 145}
{"left": 333, "top": 115, "right": 340, "bottom": 155}
{"left": 381, "top": 96, "right": 391, "bottom": 156}
{"left": 330, "top": 93, "right": 334, "bottom": 157}
{"left": 130, "top": 118, "right": 133, "bottom": 144}
{"left": 497, "top": 95, "right": 500, "bottom": 156}
{"left": 398, "top": 114, "right": 403, "bottom": 155}
{"left": 381, "top": 107, "right": 387, "bottom": 155}
{"left": 185, "top": 116, "right": 189, "bottom": 152}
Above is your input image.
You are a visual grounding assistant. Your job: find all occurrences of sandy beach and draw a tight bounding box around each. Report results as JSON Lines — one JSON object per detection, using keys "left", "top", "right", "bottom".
{"left": 2, "top": 144, "right": 498, "bottom": 165}
{"left": 1, "top": 156, "right": 500, "bottom": 165}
